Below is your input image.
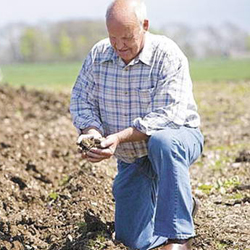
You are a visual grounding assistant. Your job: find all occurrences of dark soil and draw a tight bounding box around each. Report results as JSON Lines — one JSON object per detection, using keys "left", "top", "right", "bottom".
{"left": 0, "top": 84, "right": 249, "bottom": 250}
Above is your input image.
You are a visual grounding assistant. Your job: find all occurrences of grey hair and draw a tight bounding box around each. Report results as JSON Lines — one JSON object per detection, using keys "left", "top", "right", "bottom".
{"left": 106, "top": 0, "right": 147, "bottom": 25}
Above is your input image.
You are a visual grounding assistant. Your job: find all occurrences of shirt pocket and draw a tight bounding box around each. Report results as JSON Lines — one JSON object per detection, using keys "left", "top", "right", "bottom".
{"left": 135, "top": 87, "right": 154, "bottom": 112}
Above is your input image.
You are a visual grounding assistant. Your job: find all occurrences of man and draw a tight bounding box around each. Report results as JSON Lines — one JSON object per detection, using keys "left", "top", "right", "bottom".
{"left": 70, "top": 0, "right": 204, "bottom": 249}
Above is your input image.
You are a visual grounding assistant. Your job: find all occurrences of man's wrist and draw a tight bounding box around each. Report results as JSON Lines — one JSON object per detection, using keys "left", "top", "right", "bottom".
{"left": 115, "top": 127, "right": 148, "bottom": 144}
{"left": 115, "top": 133, "right": 122, "bottom": 144}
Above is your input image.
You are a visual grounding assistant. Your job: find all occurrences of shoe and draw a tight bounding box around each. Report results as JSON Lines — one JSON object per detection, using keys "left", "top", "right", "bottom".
{"left": 159, "top": 239, "right": 192, "bottom": 250}
{"left": 192, "top": 197, "right": 200, "bottom": 218}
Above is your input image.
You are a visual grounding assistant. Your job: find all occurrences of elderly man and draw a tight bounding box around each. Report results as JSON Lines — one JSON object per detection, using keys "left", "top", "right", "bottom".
{"left": 70, "top": 0, "right": 203, "bottom": 249}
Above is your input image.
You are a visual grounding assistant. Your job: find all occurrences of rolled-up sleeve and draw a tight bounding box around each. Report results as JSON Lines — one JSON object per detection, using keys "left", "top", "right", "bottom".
{"left": 133, "top": 54, "right": 194, "bottom": 136}
{"left": 70, "top": 53, "right": 104, "bottom": 134}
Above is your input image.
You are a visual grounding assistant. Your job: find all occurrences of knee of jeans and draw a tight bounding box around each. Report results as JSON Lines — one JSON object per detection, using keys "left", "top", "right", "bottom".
{"left": 148, "top": 130, "right": 173, "bottom": 155}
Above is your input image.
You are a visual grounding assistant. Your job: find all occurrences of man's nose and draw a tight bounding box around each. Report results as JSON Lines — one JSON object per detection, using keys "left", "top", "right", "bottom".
{"left": 115, "top": 39, "right": 125, "bottom": 50}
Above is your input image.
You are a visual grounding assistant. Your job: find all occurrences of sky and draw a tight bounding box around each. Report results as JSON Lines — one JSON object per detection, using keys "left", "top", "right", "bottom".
{"left": 0, "top": 0, "right": 249, "bottom": 32}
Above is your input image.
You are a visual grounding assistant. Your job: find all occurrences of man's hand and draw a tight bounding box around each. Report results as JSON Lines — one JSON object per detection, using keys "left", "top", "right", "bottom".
{"left": 78, "top": 127, "right": 104, "bottom": 161}
{"left": 78, "top": 126, "right": 148, "bottom": 163}
{"left": 85, "top": 134, "right": 120, "bottom": 163}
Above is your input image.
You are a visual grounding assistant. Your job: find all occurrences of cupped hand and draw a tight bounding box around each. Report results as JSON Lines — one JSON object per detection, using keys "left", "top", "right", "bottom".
{"left": 85, "top": 133, "right": 120, "bottom": 163}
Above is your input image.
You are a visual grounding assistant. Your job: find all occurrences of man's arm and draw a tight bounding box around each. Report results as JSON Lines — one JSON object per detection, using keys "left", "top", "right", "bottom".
{"left": 133, "top": 53, "right": 199, "bottom": 136}
{"left": 113, "top": 126, "right": 149, "bottom": 144}
{"left": 70, "top": 50, "right": 104, "bottom": 136}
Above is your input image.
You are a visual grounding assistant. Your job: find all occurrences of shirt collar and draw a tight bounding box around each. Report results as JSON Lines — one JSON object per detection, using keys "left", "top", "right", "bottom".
{"left": 138, "top": 32, "right": 154, "bottom": 66}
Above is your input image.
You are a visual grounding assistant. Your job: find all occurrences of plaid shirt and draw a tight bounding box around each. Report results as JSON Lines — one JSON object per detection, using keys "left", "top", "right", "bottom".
{"left": 70, "top": 32, "right": 200, "bottom": 163}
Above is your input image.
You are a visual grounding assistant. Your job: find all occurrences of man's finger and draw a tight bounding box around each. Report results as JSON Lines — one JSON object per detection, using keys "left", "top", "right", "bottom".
{"left": 100, "top": 137, "right": 114, "bottom": 148}
{"left": 87, "top": 156, "right": 105, "bottom": 163}
{"left": 81, "top": 151, "right": 87, "bottom": 159}
{"left": 87, "top": 149, "right": 111, "bottom": 159}
{"left": 90, "top": 147, "right": 113, "bottom": 157}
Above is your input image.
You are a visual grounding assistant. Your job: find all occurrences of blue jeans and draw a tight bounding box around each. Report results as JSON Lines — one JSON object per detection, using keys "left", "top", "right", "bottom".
{"left": 112, "top": 126, "right": 204, "bottom": 250}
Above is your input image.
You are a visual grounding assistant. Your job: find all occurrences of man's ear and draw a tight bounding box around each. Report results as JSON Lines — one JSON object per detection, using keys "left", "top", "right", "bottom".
{"left": 143, "top": 19, "right": 149, "bottom": 31}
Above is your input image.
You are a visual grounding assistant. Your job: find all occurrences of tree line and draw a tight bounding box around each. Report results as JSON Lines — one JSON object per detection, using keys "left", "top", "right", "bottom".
{"left": 0, "top": 20, "right": 107, "bottom": 64}
{"left": 0, "top": 20, "right": 249, "bottom": 64}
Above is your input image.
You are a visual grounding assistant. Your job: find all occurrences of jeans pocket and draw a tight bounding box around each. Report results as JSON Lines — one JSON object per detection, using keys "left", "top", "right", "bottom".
{"left": 137, "top": 157, "right": 157, "bottom": 180}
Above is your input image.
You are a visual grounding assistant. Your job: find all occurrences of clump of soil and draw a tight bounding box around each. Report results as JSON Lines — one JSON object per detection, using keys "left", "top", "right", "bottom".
{"left": 0, "top": 83, "right": 249, "bottom": 250}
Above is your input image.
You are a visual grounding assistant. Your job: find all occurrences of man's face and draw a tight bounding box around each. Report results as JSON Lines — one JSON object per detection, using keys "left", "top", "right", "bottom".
{"left": 107, "top": 18, "right": 148, "bottom": 64}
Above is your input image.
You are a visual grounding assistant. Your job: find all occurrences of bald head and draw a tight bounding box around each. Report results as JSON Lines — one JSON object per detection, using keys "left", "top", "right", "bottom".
{"left": 106, "top": 0, "right": 147, "bottom": 26}
{"left": 105, "top": 0, "right": 149, "bottom": 64}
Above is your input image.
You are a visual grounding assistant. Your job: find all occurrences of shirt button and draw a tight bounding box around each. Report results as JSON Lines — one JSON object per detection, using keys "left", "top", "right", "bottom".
{"left": 125, "top": 91, "right": 128, "bottom": 95}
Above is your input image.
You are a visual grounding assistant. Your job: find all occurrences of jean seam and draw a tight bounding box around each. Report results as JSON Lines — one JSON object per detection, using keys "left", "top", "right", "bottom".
{"left": 154, "top": 137, "right": 180, "bottom": 236}
{"left": 171, "top": 139, "right": 180, "bottom": 235}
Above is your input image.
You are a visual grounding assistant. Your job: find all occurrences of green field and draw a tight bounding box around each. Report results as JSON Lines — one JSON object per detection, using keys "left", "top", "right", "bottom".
{"left": 1, "top": 62, "right": 82, "bottom": 91}
{"left": 189, "top": 58, "right": 250, "bottom": 82}
{"left": 1, "top": 58, "right": 250, "bottom": 91}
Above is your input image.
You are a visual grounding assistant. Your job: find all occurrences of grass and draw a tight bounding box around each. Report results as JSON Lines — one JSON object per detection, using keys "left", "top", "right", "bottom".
{"left": 48, "top": 192, "right": 59, "bottom": 201}
{"left": 226, "top": 193, "right": 244, "bottom": 200}
{"left": 215, "top": 241, "right": 228, "bottom": 250}
{"left": 189, "top": 58, "right": 250, "bottom": 82}
{"left": 1, "top": 58, "right": 250, "bottom": 91}
{"left": 1, "top": 62, "right": 82, "bottom": 91}
{"left": 198, "top": 184, "right": 214, "bottom": 194}
{"left": 198, "top": 177, "right": 241, "bottom": 195}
